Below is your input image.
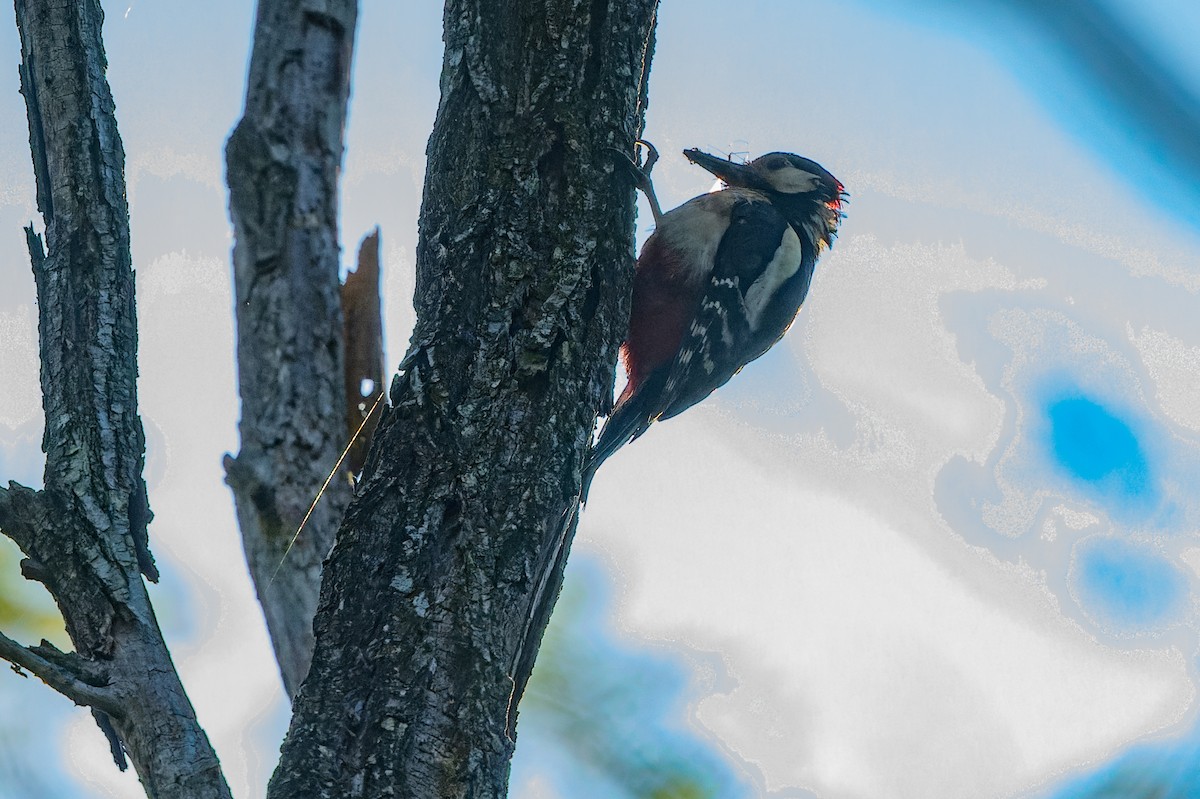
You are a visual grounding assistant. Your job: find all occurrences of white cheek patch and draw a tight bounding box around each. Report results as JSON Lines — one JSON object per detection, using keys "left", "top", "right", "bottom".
{"left": 770, "top": 165, "right": 821, "bottom": 194}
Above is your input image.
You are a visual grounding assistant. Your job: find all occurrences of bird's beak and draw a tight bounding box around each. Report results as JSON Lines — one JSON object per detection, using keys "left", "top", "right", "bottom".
{"left": 683, "top": 148, "right": 757, "bottom": 187}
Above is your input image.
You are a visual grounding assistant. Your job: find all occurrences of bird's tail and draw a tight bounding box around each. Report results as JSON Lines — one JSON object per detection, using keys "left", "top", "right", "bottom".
{"left": 507, "top": 373, "right": 666, "bottom": 731}
{"left": 580, "top": 370, "right": 667, "bottom": 502}
{"left": 507, "top": 496, "right": 580, "bottom": 737}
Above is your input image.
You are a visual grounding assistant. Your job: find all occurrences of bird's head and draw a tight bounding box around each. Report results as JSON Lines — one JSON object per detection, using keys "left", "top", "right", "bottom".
{"left": 684, "top": 148, "right": 846, "bottom": 249}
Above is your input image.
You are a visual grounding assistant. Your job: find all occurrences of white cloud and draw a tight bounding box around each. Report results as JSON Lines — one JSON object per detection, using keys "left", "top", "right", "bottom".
{"left": 582, "top": 411, "right": 1192, "bottom": 799}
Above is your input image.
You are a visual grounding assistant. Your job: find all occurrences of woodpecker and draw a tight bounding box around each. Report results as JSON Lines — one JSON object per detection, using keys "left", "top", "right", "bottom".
{"left": 586, "top": 147, "right": 846, "bottom": 489}
{"left": 509, "top": 148, "right": 845, "bottom": 711}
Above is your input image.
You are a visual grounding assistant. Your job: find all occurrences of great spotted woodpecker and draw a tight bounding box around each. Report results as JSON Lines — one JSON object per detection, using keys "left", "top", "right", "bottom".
{"left": 586, "top": 147, "right": 845, "bottom": 488}
{"left": 508, "top": 147, "right": 845, "bottom": 723}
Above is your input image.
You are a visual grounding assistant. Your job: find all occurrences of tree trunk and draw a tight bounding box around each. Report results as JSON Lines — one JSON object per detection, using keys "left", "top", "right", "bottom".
{"left": 267, "top": 0, "right": 658, "bottom": 796}
{"left": 224, "top": 0, "right": 360, "bottom": 697}
{"left": 0, "top": 1, "right": 231, "bottom": 796}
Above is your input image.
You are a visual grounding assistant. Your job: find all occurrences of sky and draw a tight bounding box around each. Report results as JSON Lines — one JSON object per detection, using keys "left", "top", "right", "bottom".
{"left": 4, "top": 1, "right": 1200, "bottom": 798}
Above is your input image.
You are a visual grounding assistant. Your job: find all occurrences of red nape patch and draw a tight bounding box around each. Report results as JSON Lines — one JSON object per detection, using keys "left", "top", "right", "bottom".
{"left": 622, "top": 237, "right": 701, "bottom": 390}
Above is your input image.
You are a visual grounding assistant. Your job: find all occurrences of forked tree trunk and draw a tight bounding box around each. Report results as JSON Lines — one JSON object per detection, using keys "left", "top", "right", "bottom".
{"left": 267, "top": 1, "right": 658, "bottom": 796}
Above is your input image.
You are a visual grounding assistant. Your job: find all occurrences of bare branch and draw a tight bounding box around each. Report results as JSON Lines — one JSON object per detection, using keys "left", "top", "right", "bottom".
{"left": 0, "top": 631, "right": 121, "bottom": 716}
{"left": 0, "top": 481, "right": 45, "bottom": 551}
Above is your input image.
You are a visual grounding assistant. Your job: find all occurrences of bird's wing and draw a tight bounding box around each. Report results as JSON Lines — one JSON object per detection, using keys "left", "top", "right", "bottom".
{"left": 655, "top": 195, "right": 793, "bottom": 421}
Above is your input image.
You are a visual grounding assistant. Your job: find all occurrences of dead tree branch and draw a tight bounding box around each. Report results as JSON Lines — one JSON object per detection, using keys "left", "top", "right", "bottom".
{"left": 2, "top": 2, "right": 231, "bottom": 795}
{"left": 224, "top": 0, "right": 360, "bottom": 697}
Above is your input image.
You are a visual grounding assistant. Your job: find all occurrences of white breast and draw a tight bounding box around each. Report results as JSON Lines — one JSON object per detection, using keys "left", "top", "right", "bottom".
{"left": 656, "top": 190, "right": 761, "bottom": 285}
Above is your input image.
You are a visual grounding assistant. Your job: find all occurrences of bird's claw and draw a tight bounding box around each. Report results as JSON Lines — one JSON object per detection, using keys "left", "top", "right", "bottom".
{"left": 634, "top": 139, "right": 659, "bottom": 175}
{"left": 609, "top": 138, "right": 664, "bottom": 224}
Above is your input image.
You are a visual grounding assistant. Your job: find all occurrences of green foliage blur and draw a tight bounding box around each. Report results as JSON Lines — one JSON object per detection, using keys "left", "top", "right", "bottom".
{"left": 515, "top": 559, "right": 750, "bottom": 799}
{"left": 0, "top": 538, "right": 65, "bottom": 644}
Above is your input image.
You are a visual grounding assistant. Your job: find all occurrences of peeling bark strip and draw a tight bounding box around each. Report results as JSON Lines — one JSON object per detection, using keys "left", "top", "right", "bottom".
{"left": 341, "top": 228, "right": 385, "bottom": 477}
{"left": 268, "top": 1, "right": 658, "bottom": 797}
{"left": 224, "top": 0, "right": 358, "bottom": 697}
{"left": 1, "top": 2, "right": 230, "bottom": 796}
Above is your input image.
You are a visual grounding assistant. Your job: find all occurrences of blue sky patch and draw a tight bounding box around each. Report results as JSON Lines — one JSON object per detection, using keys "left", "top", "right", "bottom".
{"left": 1073, "top": 538, "right": 1186, "bottom": 630}
{"left": 1048, "top": 397, "right": 1147, "bottom": 492}
{"left": 1043, "top": 394, "right": 1157, "bottom": 519}
{"left": 1043, "top": 713, "right": 1200, "bottom": 799}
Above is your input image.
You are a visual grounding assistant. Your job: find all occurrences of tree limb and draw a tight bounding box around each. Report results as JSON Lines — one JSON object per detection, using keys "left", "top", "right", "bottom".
{"left": 7, "top": 1, "right": 231, "bottom": 795}
{"left": 0, "top": 481, "right": 46, "bottom": 551}
{"left": 224, "top": 0, "right": 359, "bottom": 698}
{"left": 0, "top": 630, "right": 121, "bottom": 716}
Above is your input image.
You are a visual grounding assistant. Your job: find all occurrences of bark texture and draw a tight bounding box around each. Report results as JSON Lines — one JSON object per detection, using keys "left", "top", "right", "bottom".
{"left": 0, "top": 2, "right": 230, "bottom": 796}
{"left": 224, "top": 0, "right": 359, "bottom": 697}
{"left": 267, "top": 1, "right": 658, "bottom": 796}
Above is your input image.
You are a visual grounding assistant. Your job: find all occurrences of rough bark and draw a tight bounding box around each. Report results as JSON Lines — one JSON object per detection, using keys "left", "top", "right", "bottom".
{"left": 267, "top": 1, "right": 658, "bottom": 796}
{"left": 224, "top": 0, "right": 359, "bottom": 697}
{"left": 0, "top": 2, "right": 230, "bottom": 796}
